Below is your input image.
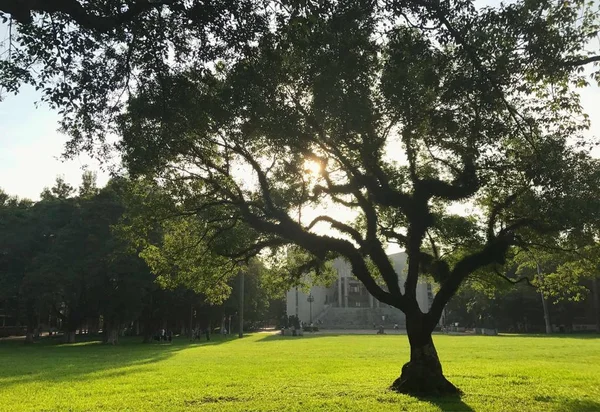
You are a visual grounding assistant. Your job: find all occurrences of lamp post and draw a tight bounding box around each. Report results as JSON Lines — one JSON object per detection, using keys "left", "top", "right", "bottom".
{"left": 307, "top": 294, "right": 315, "bottom": 324}
{"left": 529, "top": 253, "right": 552, "bottom": 334}
{"left": 238, "top": 270, "right": 244, "bottom": 338}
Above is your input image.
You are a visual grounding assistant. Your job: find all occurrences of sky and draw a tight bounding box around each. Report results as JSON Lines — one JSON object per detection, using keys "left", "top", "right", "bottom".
{"left": 0, "top": 8, "right": 599, "bottom": 201}
{"left": 0, "top": 86, "right": 112, "bottom": 199}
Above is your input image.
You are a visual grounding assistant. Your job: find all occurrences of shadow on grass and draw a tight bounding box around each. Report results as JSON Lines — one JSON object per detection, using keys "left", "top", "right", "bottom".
{"left": 533, "top": 395, "right": 600, "bottom": 411}
{"left": 255, "top": 332, "right": 600, "bottom": 342}
{"left": 555, "top": 399, "right": 600, "bottom": 411}
{"left": 0, "top": 334, "right": 234, "bottom": 389}
{"left": 255, "top": 332, "right": 402, "bottom": 343}
{"left": 498, "top": 333, "right": 600, "bottom": 339}
{"left": 415, "top": 394, "right": 475, "bottom": 412}
{"left": 417, "top": 395, "right": 600, "bottom": 412}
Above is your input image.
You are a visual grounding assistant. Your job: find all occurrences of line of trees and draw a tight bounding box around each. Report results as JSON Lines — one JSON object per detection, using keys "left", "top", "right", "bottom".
{"left": 445, "top": 277, "right": 600, "bottom": 334}
{"left": 0, "top": 173, "right": 284, "bottom": 344}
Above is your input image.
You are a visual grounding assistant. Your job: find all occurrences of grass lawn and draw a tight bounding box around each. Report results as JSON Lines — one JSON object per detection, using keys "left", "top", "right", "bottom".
{"left": 1, "top": 333, "right": 599, "bottom": 411}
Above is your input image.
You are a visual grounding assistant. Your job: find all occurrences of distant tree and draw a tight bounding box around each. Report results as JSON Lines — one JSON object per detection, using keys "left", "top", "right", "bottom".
{"left": 535, "top": 242, "right": 600, "bottom": 332}
{"left": 221, "top": 259, "right": 286, "bottom": 332}
{"left": 20, "top": 176, "right": 154, "bottom": 343}
{"left": 0, "top": 191, "right": 39, "bottom": 342}
{"left": 116, "top": 0, "right": 600, "bottom": 395}
{"left": 40, "top": 176, "right": 75, "bottom": 200}
{"left": 31, "top": 178, "right": 97, "bottom": 343}
{"left": 3, "top": 178, "right": 245, "bottom": 344}
{"left": 79, "top": 170, "right": 99, "bottom": 198}
{"left": 77, "top": 178, "right": 155, "bottom": 344}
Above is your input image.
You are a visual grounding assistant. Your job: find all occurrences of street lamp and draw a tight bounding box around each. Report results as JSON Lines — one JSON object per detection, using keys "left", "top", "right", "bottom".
{"left": 307, "top": 294, "right": 315, "bottom": 324}
{"left": 525, "top": 250, "right": 552, "bottom": 334}
{"left": 533, "top": 256, "right": 552, "bottom": 335}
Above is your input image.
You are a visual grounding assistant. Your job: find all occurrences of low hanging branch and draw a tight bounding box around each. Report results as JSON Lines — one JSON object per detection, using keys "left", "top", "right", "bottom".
{"left": 493, "top": 267, "right": 535, "bottom": 287}
{"left": 564, "top": 55, "right": 600, "bottom": 67}
{"left": 0, "top": 0, "right": 173, "bottom": 31}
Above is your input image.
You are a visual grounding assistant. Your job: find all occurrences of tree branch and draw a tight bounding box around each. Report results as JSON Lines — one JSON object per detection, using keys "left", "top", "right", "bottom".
{"left": 493, "top": 267, "right": 535, "bottom": 287}
{"left": 419, "top": 0, "right": 540, "bottom": 151}
{"left": 380, "top": 228, "right": 408, "bottom": 245}
{"left": 1, "top": 0, "right": 173, "bottom": 32}
{"left": 307, "top": 216, "right": 364, "bottom": 246}
{"left": 220, "top": 238, "right": 289, "bottom": 262}
{"left": 427, "top": 235, "right": 513, "bottom": 331}
{"left": 564, "top": 55, "right": 600, "bottom": 67}
{"left": 417, "top": 155, "right": 479, "bottom": 201}
{"left": 487, "top": 192, "right": 520, "bottom": 240}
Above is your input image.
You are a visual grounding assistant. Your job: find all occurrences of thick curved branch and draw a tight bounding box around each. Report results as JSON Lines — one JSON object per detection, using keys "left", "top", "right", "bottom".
{"left": 427, "top": 235, "right": 514, "bottom": 331}
{"left": 380, "top": 228, "right": 408, "bottom": 245}
{"left": 203, "top": 153, "right": 401, "bottom": 308}
{"left": 316, "top": 166, "right": 403, "bottom": 298}
{"left": 307, "top": 215, "right": 364, "bottom": 246}
{"left": 417, "top": 156, "right": 479, "bottom": 201}
{"left": 487, "top": 192, "right": 520, "bottom": 240}
{"left": 293, "top": 94, "right": 412, "bottom": 212}
{"left": 565, "top": 55, "right": 600, "bottom": 67}
{"left": 1, "top": 0, "right": 172, "bottom": 31}
{"left": 244, "top": 209, "right": 400, "bottom": 307}
{"left": 220, "top": 238, "right": 289, "bottom": 261}
{"left": 427, "top": 214, "right": 537, "bottom": 329}
{"left": 493, "top": 267, "right": 535, "bottom": 287}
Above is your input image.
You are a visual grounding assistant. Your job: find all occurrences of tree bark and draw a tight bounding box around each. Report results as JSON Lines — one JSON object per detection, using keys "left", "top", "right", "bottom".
{"left": 24, "top": 332, "right": 35, "bottom": 344}
{"left": 24, "top": 300, "right": 37, "bottom": 344}
{"left": 104, "top": 327, "right": 119, "bottom": 345}
{"left": 64, "top": 331, "right": 76, "bottom": 343}
{"left": 142, "top": 326, "right": 153, "bottom": 343}
{"left": 141, "top": 294, "right": 154, "bottom": 343}
{"left": 592, "top": 276, "right": 600, "bottom": 334}
{"left": 390, "top": 314, "right": 460, "bottom": 396}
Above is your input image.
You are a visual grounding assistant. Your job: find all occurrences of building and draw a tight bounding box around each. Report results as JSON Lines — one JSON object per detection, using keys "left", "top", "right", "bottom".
{"left": 285, "top": 252, "right": 434, "bottom": 329}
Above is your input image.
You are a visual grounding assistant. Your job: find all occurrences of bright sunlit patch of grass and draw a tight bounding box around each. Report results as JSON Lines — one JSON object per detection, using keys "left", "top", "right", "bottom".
{"left": 0, "top": 333, "right": 599, "bottom": 411}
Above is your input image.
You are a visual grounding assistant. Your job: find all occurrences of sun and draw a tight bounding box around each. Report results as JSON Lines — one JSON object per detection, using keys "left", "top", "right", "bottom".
{"left": 303, "top": 159, "right": 322, "bottom": 176}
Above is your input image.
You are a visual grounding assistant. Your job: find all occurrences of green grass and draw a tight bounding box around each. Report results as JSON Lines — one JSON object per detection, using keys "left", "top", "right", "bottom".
{"left": 1, "top": 333, "right": 599, "bottom": 411}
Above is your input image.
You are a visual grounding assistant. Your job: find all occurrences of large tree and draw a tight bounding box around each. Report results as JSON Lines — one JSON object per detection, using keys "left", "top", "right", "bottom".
{"left": 116, "top": 0, "right": 600, "bottom": 395}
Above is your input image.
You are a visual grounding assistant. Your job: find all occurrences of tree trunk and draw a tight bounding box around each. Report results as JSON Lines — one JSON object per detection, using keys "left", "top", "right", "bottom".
{"left": 104, "top": 327, "right": 119, "bottom": 345}
{"left": 592, "top": 276, "right": 600, "bottom": 334}
{"left": 24, "top": 299, "right": 37, "bottom": 344}
{"left": 141, "top": 293, "right": 154, "bottom": 343}
{"left": 64, "top": 331, "right": 76, "bottom": 343}
{"left": 391, "top": 315, "right": 459, "bottom": 396}
{"left": 89, "top": 320, "right": 99, "bottom": 335}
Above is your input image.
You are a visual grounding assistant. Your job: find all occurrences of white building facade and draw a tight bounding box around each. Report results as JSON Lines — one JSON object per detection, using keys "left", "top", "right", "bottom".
{"left": 286, "top": 253, "right": 434, "bottom": 328}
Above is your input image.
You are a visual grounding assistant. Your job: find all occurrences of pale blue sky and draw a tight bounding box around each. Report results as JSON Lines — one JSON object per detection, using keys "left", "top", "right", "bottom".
{"left": 0, "top": 10, "right": 598, "bottom": 201}
{"left": 0, "top": 86, "right": 111, "bottom": 200}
